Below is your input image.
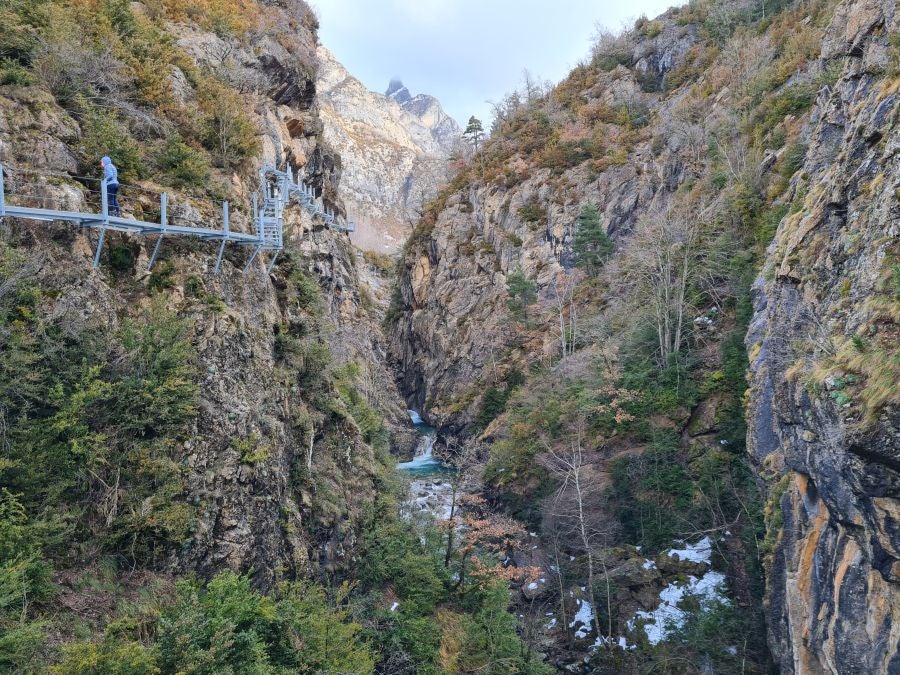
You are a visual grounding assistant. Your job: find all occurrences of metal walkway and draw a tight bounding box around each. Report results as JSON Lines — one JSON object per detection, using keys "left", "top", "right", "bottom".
{"left": 0, "top": 163, "right": 354, "bottom": 273}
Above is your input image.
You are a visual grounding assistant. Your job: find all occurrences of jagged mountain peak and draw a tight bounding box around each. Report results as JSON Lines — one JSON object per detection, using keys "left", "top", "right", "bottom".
{"left": 386, "top": 78, "right": 412, "bottom": 105}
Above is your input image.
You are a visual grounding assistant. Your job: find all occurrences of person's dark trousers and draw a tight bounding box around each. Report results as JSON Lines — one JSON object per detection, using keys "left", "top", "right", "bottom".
{"left": 107, "top": 183, "right": 120, "bottom": 216}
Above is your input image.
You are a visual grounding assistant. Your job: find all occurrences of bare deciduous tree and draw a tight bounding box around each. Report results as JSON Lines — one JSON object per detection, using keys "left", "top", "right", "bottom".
{"left": 542, "top": 419, "right": 618, "bottom": 647}
{"left": 551, "top": 270, "right": 579, "bottom": 361}
{"left": 665, "top": 93, "right": 710, "bottom": 170}
{"left": 442, "top": 438, "right": 485, "bottom": 568}
{"left": 613, "top": 203, "right": 726, "bottom": 368}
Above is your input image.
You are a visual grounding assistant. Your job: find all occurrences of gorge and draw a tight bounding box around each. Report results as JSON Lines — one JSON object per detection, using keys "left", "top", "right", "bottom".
{"left": 0, "top": 0, "right": 897, "bottom": 673}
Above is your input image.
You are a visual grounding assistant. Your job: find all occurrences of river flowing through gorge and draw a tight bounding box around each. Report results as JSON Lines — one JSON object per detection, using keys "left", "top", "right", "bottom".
{"left": 397, "top": 411, "right": 456, "bottom": 520}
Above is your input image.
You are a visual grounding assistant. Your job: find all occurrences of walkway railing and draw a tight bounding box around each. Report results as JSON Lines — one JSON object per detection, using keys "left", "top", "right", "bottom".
{"left": 0, "top": 163, "right": 355, "bottom": 274}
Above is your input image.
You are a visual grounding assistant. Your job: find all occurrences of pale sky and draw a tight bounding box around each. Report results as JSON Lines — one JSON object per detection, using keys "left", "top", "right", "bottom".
{"left": 313, "top": 0, "right": 679, "bottom": 127}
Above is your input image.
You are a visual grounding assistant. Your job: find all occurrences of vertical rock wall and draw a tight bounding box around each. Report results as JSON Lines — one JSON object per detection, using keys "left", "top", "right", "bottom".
{"left": 745, "top": 1, "right": 899, "bottom": 671}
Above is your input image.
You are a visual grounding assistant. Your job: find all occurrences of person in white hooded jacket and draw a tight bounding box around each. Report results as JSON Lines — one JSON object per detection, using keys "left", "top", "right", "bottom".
{"left": 101, "top": 155, "right": 120, "bottom": 216}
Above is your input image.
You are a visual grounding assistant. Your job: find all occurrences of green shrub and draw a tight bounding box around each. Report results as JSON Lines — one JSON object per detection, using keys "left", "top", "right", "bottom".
{"left": 147, "top": 261, "right": 175, "bottom": 291}
{"left": 517, "top": 199, "right": 545, "bottom": 224}
{"left": 0, "top": 0, "right": 47, "bottom": 66}
{"left": 60, "top": 572, "right": 375, "bottom": 674}
{"left": 0, "top": 57, "right": 32, "bottom": 85}
{"left": 503, "top": 232, "right": 523, "bottom": 247}
{"left": 0, "top": 490, "right": 53, "bottom": 671}
{"left": 573, "top": 203, "right": 612, "bottom": 274}
{"left": 539, "top": 140, "right": 592, "bottom": 173}
{"left": 184, "top": 274, "right": 203, "bottom": 296}
{"left": 198, "top": 80, "right": 258, "bottom": 168}
{"left": 0, "top": 280, "right": 198, "bottom": 559}
{"left": 108, "top": 242, "right": 137, "bottom": 273}
{"left": 755, "top": 204, "right": 788, "bottom": 249}
{"left": 749, "top": 84, "right": 817, "bottom": 143}
{"left": 288, "top": 266, "right": 324, "bottom": 315}
{"left": 457, "top": 582, "right": 548, "bottom": 674}
{"left": 333, "top": 363, "right": 391, "bottom": 456}
{"left": 779, "top": 142, "right": 808, "bottom": 179}
{"left": 77, "top": 100, "right": 143, "bottom": 183}
{"left": 101, "top": 0, "right": 137, "bottom": 36}
{"left": 54, "top": 635, "right": 157, "bottom": 675}
{"left": 383, "top": 284, "right": 404, "bottom": 327}
{"left": 232, "top": 433, "right": 270, "bottom": 465}
{"left": 362, "top": 249, "right": 396, "bottom": 276}
{"left": 637, "top": 69, "right": 661, "bottom": 93}
{"left": 506, "top": 267, "right": 536, "bottom": 320}
{"left": 154, "top": 137, "right": 210, "bottom": 188}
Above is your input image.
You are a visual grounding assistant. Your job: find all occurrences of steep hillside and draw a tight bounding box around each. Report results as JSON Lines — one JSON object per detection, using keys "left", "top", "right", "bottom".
{"left": 0, "top": 0, "right": 415, "bottom": 668}
{"left": 387, "top": 0, "right": 898, "bottom": 671}
{"left": 0, "top": 2, "right": 558, "bottom": 673}
{"left": 317, "top": 50, "right": 461, "bottom": 252}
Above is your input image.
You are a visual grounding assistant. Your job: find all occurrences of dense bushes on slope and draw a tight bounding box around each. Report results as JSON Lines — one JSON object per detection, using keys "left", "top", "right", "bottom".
{"left": 0, "top": 248, "right": 199, "bottom": 563}
{"left": 53, "top": 572, "right": 374, "bottom": 674}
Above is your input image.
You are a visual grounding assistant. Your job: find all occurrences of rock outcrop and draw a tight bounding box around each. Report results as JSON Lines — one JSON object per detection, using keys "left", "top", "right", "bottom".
{"left": 317, "top": 48, "right": 461, "bottom": 252}
{"left": 745, "top": 1, "right": 899, "bottom": 671}
{"left": 386, "top": 78, "right": 462, "bottom": 149}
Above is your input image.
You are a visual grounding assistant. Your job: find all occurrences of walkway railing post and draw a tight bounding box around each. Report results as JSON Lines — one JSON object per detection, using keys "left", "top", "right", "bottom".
{"left": 94, "top": 178, "right": 108, "bottom": 268}
{"left": 101, "top": 178, "right": 108, "bottom": 224}
{"left": 148, "top": 192, "right": 167, "bottom": 271}
{"left": 0, "top": 163, "right": 5, "bottom": 218}
{"left": 214, "top": 201, "right": 229, "bottom": 274}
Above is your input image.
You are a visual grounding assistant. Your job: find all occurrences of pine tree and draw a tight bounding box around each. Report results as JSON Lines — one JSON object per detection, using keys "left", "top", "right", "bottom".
{"left": 506, "top": 267, "right": 536, "bottom": 321}
{"left": 464, "top": 116, "right": 485, "bottom": 152}
{"left": 573, "top": 203, "right": 612, "bottom": 274}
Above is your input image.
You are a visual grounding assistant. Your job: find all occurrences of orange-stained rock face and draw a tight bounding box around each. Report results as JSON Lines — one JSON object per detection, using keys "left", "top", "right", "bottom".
{"left": 412, "top": 255, "right": 432, "bottom": 307}
{"left": 746, "top": 0, "right": 899, "bottom": 671}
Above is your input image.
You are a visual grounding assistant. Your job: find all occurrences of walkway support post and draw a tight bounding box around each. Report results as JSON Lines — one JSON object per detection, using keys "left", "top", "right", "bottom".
{"left": 214, "top": 201, "right": 229, "bottom": 274}
{"left": 266, "top": 249, "right": 280, "bottom": 273}
{"left": 0, "top": 163, "right": 5, "bottom": 218}
{"left": 94, "top": 178, "right": 108, "bottom": 268}
{"left": 243, "top": 244, "right": 262, "bottom": 272}
{"left": 148, "top": 192, "right": 167, "bottom": 271}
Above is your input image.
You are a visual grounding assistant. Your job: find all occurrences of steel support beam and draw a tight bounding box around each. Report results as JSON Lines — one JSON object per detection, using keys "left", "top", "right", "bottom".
{"left": 93, "top": 227, "right": 106, "bottom": 269}
{"left": 214, "top": 201, "right": 229, "bottom": 274}
{"left": 243, "top": 244, "right": 262, "bottom": 273}
{"left": 266, "top": 249, "right": 281, "bottom": 273}
{"left": 148, "top": 192, "right": 167, "bottom": 271}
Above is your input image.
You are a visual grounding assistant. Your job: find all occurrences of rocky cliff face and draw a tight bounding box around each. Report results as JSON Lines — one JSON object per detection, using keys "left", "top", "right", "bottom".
{"left": 317, "top": 49, "right": 460, "bottom": 252}
{"left": 0, "top": 0, "right": 410, "bottom": 589}
{"left": 387, "top": 9, "right": 700, "bottom": 430}
{"left": 745, "top": 1, "right": 899, "bottom": 671}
